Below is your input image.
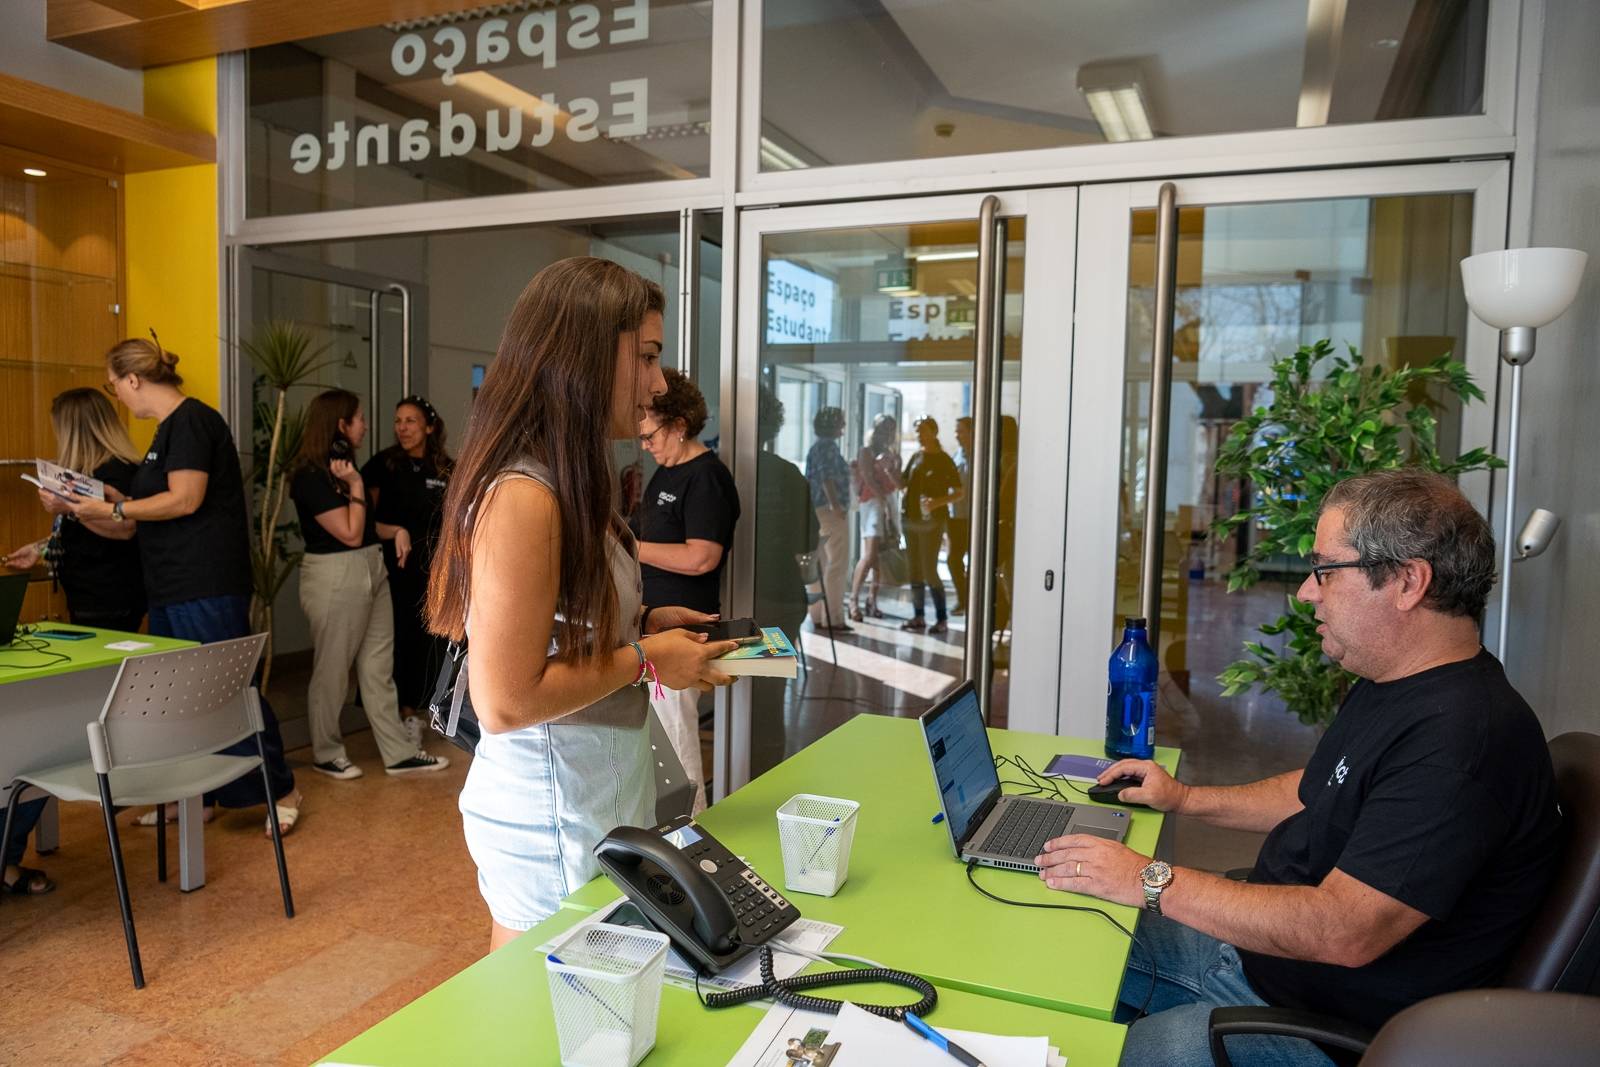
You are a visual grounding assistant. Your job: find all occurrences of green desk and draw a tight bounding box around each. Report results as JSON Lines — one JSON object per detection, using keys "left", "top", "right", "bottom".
{"left": 562, "top": 715, "right": 1179, "bottom": 1021}
{"left": 322, "top": 903, "right": 1129, "bottom": 1066}
{"left": 1, "top": 628, "right": 199, "bottom": 878}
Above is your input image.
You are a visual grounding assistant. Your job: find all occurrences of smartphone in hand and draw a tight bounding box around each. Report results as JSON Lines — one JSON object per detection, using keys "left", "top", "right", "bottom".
{"left": 684, "top": 618, "right": 765, "bottom": 646}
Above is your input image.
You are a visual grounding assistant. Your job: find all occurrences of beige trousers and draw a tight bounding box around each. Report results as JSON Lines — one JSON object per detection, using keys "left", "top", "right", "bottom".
{"left": 299, "top": 546, "right": 415, "bottom": 767}
{"left": 809, "top": 505, "right": 851, "bottom": 626}
{"left": 650, "top": 686, "right": 706, "bottom": 814}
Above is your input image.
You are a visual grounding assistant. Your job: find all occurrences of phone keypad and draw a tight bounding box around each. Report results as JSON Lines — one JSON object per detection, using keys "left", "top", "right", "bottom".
{"left": 731, "top": 868, "right": 792, "bottom": 937}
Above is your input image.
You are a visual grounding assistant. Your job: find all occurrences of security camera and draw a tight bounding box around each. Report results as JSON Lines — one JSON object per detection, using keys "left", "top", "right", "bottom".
{"left": 1515, "top": 508, "right": 1562, "bottom": 560}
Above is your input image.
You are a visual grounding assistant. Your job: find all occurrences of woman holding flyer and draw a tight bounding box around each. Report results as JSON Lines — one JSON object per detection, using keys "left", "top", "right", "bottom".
{"left": 4, "top": 389, "right": 146, "bottom": 632}
{"left": 60, "top": 334, "right": 302, "bottom": 837}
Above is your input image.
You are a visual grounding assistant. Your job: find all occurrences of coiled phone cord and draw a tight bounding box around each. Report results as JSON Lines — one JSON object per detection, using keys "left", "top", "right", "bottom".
{"left": 699, "top": 945, "right": 938, "bottom": 1020}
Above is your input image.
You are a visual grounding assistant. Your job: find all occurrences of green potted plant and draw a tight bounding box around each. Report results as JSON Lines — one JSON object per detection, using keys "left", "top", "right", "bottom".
{"left": 241, "top": 320, "right": 333, "bottom": 692}
{"left": 1211, "top": 339, "right": 1502, "bottom": 726}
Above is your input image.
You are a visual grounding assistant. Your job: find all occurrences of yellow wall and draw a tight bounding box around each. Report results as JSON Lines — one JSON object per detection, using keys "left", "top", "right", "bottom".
{"left": 124, "top": 58, "right": 219, "bottom": 449}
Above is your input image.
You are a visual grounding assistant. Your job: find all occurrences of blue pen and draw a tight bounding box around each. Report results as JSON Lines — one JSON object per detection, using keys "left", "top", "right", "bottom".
{"left": 931, "top": 812, "right": 945, "bottom": 824}
{"left": 801, "top": 816, "right": 842, "bottom": 872}
{"left": 903, "top": 1012, "right": 986, "bottom": 1067}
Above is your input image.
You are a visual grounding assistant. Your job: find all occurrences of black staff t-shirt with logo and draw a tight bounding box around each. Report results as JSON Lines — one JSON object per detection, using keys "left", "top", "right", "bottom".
{"left": 129, "top": 397, "right": 253, "bottom": 606}
{"left": 632, "top": 450, "right": 740, "bottom": 615}
{"left": 1240, "top": 648, "right": 1563, "bottom": 1031}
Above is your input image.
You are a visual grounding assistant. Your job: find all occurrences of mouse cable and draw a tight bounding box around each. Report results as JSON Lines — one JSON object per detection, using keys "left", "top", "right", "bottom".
{"left": 965, "top": 860, "right": 1158, "bottom": 1020}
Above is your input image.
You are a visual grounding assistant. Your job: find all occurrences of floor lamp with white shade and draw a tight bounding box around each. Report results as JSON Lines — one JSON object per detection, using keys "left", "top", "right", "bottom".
{"left": 1460, "top": 247, "right": 1589, "bottom": 663}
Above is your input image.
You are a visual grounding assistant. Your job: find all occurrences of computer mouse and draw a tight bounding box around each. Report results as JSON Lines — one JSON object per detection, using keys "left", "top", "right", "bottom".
{"left": 1087, "top": 776, "right": 1150, "bottom": 808}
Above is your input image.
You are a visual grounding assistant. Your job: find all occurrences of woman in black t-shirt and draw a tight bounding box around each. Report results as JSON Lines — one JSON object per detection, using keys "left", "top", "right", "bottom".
{"left": 631, "top": 369, "right": 740, "bottom": 812}
{"left": 360, "top": 395, "right": 452, "bottom": 726}
{"left": 5, "top": 389, "right": 146, "bottom": 631}
{"left": 900, "top": 416, "right": 962, "bottom": 635}
{"left": 63, "top": 334, "right": 300, "bottom": 836}
{"left": 289, "top": 389, "right": 446, "bottom": 783}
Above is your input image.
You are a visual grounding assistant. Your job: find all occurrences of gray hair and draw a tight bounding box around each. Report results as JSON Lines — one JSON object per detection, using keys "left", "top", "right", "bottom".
{"left": 1319, "top": 469, "right": 1497, "bottom": 619}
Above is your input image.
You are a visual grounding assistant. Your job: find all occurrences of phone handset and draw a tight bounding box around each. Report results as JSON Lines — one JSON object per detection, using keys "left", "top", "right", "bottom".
{"left": 595, "top": 826, "right": 739, "bottom": 954}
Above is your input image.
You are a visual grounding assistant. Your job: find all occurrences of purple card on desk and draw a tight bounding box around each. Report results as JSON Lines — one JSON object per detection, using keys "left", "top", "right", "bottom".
{"left": 1044, "top": 754, "right": 1117, "bottom": 782}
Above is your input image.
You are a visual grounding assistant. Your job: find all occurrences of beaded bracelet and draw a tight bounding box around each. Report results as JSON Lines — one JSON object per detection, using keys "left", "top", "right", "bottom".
{"left": 628, "top": 640, "right": 665, "bottom": 699}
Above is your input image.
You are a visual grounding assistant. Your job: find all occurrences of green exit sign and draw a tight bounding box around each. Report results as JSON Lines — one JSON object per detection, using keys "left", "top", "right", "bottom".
{"left": 876, "top": 266, "right": 914, "bottom": 291}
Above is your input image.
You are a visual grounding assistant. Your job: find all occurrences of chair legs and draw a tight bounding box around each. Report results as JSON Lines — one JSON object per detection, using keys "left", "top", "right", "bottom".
{"left": 95, "top": 772, "right": 144, "bottom": 989}
{"left": 818, "top": 578, "right": 839, "bottom": 667}
{"left": 258, "top": 734, "right": 295, "bottom": 920}
{"left": 155, "top": 803, "right": 167, "bottom": 883}
{"left": 1, "top": 780, "right": 25, "bottom": 903}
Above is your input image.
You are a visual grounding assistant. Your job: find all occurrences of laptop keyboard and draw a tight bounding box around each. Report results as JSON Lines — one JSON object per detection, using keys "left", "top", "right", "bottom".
{"left": 978, "top": 799, "right": 1071, "bottom": 860}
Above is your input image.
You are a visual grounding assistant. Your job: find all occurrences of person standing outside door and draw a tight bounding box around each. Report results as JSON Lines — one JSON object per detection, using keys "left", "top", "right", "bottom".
{"left": 948, "top": 415, "right": 973, "bottom": 617}
{"left": 804, "top": 406, "right": 852, "bottom": 631}
{"left": 900, "top": 416, "right": 962, "bottom": 634}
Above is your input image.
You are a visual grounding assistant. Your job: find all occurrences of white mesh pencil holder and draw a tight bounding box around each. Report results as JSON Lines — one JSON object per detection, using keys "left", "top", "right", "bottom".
{"left": 776, "top": 794, "right": 860, "bottom": 897}
{"left": 545, "top": 922, "right": 669, "bottom": 1067}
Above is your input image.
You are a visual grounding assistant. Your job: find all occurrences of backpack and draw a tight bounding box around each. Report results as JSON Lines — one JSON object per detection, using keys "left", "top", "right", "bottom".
{"left": 427, "top": 640, "right": 481, "bottom": 754}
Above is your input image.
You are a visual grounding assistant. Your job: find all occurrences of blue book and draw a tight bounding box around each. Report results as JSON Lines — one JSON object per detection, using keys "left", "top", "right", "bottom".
{"left": 1043, "top": 753, "right": 1117, "bottom": 782}
{"left": 712, "top": 626, "right": 798, "bottom": 679}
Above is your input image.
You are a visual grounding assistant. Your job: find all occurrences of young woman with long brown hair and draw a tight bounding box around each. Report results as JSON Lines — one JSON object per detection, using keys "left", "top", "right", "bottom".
{"left": 288, "top": 388, "right": 446, "bottom": 781}
{"left": 429, "top": 257, "right": 737, "bottom": 948}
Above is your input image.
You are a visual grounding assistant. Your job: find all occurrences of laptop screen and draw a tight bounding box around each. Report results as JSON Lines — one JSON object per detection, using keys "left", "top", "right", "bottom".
{"left": 921, "top": 682, "right": 1000, "bottom": 854}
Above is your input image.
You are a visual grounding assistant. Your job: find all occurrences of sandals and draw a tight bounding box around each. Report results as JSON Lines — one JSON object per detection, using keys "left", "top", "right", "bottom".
{"left": 134, "top": 805, "right": 215, "bottom": 827}
{"left": 849, "top": 608, "right": 865, "bottom": 623}
{"left": 266, "top": 790, "right": 303, "bottom": 839}
{"left": 2, "top": 865, "right": 55, "bottom": 896}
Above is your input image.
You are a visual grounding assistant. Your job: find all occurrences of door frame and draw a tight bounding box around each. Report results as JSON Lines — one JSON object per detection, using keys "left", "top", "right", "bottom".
{"left": 716, "top": 187, "right": 1079, "bottom": 796}
{"left": 1059, "top": 160, "right": 1513, "bottom": 740}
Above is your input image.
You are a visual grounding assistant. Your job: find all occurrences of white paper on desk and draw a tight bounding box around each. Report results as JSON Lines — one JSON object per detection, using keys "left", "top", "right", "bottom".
{"left": 724, "top": 1003, "right": 841, "bottom": 1067}
{"left": 537, "top": 900, "right": 844, "bottom": 994}
{"left": 827, "top": 1002, "right": 1053, "bottom": 1067}
{"left": 104, "top": 640, "right": 154, "bottom": 651}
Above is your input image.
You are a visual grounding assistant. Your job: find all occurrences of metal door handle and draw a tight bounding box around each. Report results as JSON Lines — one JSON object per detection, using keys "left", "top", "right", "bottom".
{"left": 966, "top": 196, "right": 1004, "bottom": 720}
{"left": 1138, "top": 183, "right": 1180, "bottom": 649}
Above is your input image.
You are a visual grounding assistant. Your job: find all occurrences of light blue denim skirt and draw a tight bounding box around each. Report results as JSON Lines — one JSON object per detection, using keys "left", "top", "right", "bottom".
{"left": 459, "top": 719, "right": 655, "bottom": 931}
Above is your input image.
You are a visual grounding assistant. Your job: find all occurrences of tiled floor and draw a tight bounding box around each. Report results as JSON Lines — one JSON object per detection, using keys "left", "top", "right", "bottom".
{"left": 3, "top": 576, "right": 1322, "bottom": 1063}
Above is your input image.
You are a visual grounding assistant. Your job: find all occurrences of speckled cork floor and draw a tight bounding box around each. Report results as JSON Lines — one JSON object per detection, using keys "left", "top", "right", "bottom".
{"left": 0, "top": 729, "right": 485, "bottom": 1066}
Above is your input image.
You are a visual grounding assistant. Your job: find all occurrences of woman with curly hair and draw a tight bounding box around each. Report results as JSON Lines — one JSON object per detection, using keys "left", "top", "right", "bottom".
{"left": 633, "top": 368, "right": 740, "bottom": 812}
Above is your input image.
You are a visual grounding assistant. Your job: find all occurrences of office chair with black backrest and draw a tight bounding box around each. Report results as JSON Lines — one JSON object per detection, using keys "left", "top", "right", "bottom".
{"left": 1208, "top": 730, "right": 1600, "bottom": 1066}
{"left": 1358, "top": 989, "right": 1600, "bottom": 1066}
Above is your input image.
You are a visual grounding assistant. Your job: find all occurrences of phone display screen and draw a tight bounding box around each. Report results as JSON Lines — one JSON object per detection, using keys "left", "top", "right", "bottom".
{"left": 685, "top": 619, "right": 761, "bottom": 643}
{"left": 663, "top": 824, "right": 702, "bottom": 850}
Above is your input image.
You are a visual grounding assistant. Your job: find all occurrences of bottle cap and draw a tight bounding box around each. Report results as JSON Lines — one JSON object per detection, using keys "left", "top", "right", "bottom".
{"left": 1125, "top": 616, "right": 1147, "bottom": 628}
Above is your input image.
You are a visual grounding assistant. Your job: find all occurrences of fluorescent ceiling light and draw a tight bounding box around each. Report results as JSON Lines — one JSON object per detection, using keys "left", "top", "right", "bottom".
{"left": 913, "top": 251, "right": 978, "bottom": 262}
{"left": 22, "top": 167, "right": 46, "bottom": 177}
{"left": 759, "top": 136, "right": 808, "bottom": 171}
{"left": 1078, "top": 60, "right": 1156, "bottom": 143}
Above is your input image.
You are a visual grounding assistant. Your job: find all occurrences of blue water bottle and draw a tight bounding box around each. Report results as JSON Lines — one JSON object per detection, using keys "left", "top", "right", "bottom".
{"left": 1105, "top": 617, "right": 1158, "bottom": 760}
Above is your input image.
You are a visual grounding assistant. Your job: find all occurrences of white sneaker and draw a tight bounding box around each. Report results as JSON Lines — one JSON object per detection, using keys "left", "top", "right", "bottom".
{"left": 386, "top": 752, "right": 450, "bottom": 776}
{"left": 403, "top": 715, "right": 424, "bottom": 749}
{"left": 312, "top": 757, "right": 363, "bottom": 780}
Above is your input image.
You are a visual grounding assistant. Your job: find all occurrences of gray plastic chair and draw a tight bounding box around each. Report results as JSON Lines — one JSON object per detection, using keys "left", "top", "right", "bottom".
{"left": 0, "top": 634, "right": 293, "bottom": 988}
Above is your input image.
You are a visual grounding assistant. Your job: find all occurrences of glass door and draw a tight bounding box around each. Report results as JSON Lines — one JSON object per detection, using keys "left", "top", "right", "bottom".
{"left": 1062, "top": 162, "right": 1508, "bottom": 865}
{"left": 723, "top": 190, "right": 1077, "bottom": 791}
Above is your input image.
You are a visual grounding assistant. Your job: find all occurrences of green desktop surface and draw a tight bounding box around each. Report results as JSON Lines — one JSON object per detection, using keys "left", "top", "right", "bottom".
{"left": 321, "top": 905, "right": 1130, "bottom": 1066}
{"left": 561, "top": 713, "right": 1180, "bottom": 1021}
{"left": 0, "top": 627, "right": 196, "bottom": 684}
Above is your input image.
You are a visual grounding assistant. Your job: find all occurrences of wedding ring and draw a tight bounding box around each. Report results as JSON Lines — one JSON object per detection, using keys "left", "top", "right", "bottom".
{"left": 1076, "top": 861, "right": 1083, "bottom": 878}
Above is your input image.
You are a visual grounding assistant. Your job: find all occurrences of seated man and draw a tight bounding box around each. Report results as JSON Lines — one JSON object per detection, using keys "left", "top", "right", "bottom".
{"left": 1040, "top": 469, "right": 1563, "bottom": 1067}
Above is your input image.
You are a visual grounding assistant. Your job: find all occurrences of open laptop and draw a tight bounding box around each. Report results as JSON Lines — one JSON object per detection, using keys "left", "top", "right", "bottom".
{"left": 921, "top": 680, "right": 1129, "bottom": 871}
{"left": 0, "top": 572, "right": 29, "bottom": 646}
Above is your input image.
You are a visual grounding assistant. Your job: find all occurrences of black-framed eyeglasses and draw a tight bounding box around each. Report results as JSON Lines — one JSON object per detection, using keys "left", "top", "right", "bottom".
{"left": 638, "top": 423, "right": 666, "bottom": 446}
{"left": 1309, "top": 559, "right": 1380, "bottom": 586}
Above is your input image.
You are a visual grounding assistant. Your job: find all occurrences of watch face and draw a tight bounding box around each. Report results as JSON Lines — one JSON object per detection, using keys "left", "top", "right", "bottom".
{"left": 1141, "top": 860, "right": 1173, "bottom": 889}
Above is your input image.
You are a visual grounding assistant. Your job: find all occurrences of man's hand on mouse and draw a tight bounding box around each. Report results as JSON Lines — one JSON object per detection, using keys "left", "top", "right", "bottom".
{"left": 1097, "top": 759, "right": 1190, "bottom": 813}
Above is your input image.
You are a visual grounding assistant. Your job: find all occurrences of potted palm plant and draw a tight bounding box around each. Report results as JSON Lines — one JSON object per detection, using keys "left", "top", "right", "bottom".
{"left": 1211, "top": 339, "right": 1502, "bottom": 726}
{"left": 241, "top": 320, "right": 333, "bottom": 692}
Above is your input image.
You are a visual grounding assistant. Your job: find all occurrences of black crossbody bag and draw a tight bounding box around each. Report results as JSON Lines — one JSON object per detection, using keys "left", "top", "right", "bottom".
{"left": 427, "top": 641, "right": 481, "bottom": 754}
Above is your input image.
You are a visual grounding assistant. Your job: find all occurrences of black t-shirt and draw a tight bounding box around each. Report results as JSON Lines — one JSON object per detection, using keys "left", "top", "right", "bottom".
{"left": 291, "top": 465, "right": 378, "bottom": 555}
{"left": 1241, "top": 649, "right": 1563, "bottom": 1030}
{"left": 57, "top": 458, "right": 145, "bottom": 616}
{"left": 631, "top": 450, "right": 740, "bottom": 615}
{"left": 129, "top": 398, "right": 252, "bottom": 606}
{"left": 361, "top": 450, "right": 449, "bottom": 574}
{"left": 902, "top": 448, "right": 960, "bottom": 523}
{"left": 753, "top": 451, "right": 819, "bottom": 627}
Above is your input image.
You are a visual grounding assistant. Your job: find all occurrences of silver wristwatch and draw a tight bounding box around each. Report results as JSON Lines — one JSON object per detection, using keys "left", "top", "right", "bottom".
{"left": 1139, "top": 860, "right": 1174, "bottom": 914}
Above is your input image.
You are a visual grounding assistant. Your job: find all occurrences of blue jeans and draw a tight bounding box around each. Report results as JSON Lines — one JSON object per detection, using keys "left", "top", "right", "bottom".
{"left": 1116, "top": 912, "right": 1332, "bottom": 1067}
{"left": 3, "top": 798, "right": 46, "bottom": 868}
{"left": 147, "top": 594, "right": 297, "bottom": 808}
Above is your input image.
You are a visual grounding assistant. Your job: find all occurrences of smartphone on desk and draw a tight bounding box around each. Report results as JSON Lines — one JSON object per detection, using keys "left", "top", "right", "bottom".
{"left": 683, "top": 618, "right": 764, "bottom": 646}
{"left": 34, "top": 628, "right": 95, "bottom": 641}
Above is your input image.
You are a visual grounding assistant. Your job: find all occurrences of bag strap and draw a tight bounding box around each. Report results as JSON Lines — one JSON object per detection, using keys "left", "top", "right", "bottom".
{"left": 428, "top": 641, "right": 468, "bottom": 738}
